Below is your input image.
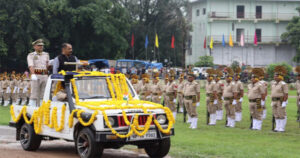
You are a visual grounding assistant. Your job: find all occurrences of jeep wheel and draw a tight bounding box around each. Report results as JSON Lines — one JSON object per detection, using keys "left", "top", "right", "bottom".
{"left": 20, "top": 123, "right": 42, "bottom": 151}
{"left": 144, "top": 138, "right": 171, "bottom": 158}
{"left": 76, "top": 128, "right": 103, "bottom": 158}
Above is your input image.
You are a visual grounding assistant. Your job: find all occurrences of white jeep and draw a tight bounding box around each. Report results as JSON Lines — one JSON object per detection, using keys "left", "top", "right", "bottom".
{"left": 9, "top": 71, "right": 174, "bottom": 158}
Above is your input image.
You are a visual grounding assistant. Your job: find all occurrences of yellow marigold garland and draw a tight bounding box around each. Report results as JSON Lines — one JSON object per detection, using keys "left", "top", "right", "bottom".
{"left": 76, "top": 110, "right": 99, "bottom": 127}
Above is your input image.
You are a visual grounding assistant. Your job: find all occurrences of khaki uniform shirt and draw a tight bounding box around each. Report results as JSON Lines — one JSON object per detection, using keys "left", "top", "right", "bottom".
{"left": 177, "top": 81, "right": 185, "bottom": 93}
{"left": 140, "top": 83, "right": 150, "bottom": 95}
{"left": 183, "top": 81, "right": 200, "bottom": 96}
{"left": 205, "top": 81, "right": 217, "bottom": 94}
{"left": 10, "top": 79, "right": 18, "bottom": 93}
{"left": 27, "top": 51, "right": 49, "bottom": 70}
{"left": 248, "top": 82, "right": 265, "bottom": 99}
{"left": 271, "top": 81, "right": 288, "bottom": 98}
{"left": 222, "top": 82, "right": 238, "bottom": 98}
{"left": 151, "top": 83, "right": 162, "bottom": 94}
{"left": 0, "top": 80, "right": 3, "bottom": 93}
{"left": 215, "top": 80, "right": 224, "bottom": 94}
{"left": 132, "top": 82, "right": 140, "bottom": 93}
{"left": 295, "top": 80, "right": 300, "bottom": 95}
{"left": 2, "top": 80, "right": 9, "bottom": 89}
{"left": 166, "top": 81, "right": 177, "bottom": 93}
{"left": 233, "top": 80, "right": 244, "bottom": 97}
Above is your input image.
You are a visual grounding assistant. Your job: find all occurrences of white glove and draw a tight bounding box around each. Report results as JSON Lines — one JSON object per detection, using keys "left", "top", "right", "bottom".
{"left": 146, "top": 95, "right": 151, "bottom": 99}
{"left": 239, "top": 98, "right": 243, "bottom": 102}
{"left": 271, "top": 102, "right": 274, "bottom": 107}
{"left": 196, "top": 102, "right": 200, "bottom": 107}
{"left": 232, "top": 100, "right": 237, "bottom": 105}
{"left": 31, "top": 74, "right": 38, "bottom": 81}
{"left": 6, "top": 87, "right": 11, "bottom": 93}
{"left": 159, "top": 96, "right": 162, "bottom": 99}
{"left": 13, "top": 87, "right": 18, "bottom": 94}
{"left": 23, "top": 87, "right": 28, "bottom": 93}
{"left": 282, "top": 101, "right": 287, "bottom": 108}
{"left": 173, "top": 99, "right": 177, "bottom": 103}
{"left": 261, "top": 100, "right": 265, "bottom": 106}
{"left": 222, "top": 96, "right": 224, "bottom": 100}
{"left": 213, "top": 99, "right": 218, "bottom": 105}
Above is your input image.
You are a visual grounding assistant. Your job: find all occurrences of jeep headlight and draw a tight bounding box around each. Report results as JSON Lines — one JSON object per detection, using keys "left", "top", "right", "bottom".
{"left": 106, "top": 117, "right": 115, "bottom": 126}
{"left": 157, "top": 115, "right": 167, "bottom": 124}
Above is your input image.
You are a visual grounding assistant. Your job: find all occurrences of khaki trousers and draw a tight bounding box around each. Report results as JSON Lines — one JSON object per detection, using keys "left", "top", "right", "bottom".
{"left": 165, "top": 94, "right": 176, "bottom": 112}
{"left": 178, "top": 93, "right": 184, "bottom": 109}
{"left": 216, "top": 94, "right": 223, "bottom": 110}
{"left": 30, "top": 75, "right": 48, "bottom": 100}
{"left": 224, "top": 99, "right": 235, "bottom": 119}
{"left": 3, "top": 93, "right": 11, "bottom": 101}
{"left": 297, "top": 96, "right": 300, "bottom": 114}
{"left": 272, "top": 101, "right": 286, "bottom": 119}
{"left": 206, "top": 97, "right": 216, "bottom": 114}
{"left": 184, "top": 99, "right": 198, "bottom": 117}
{"left": 235, "top": 100, "right": 242, "bottom": 113}
{"left": 249, "top": 102, "right": 263, "bottom": 120}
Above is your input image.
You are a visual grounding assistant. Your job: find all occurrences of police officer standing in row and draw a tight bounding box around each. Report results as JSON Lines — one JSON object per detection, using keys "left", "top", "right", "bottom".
{"left": 271, "top": 66, "right": 289, "bottom": 132}
{"left": 232, "top": 67, "right": 244, "bottom": 122}
{"left": 205, "top": 69, "right": 218, "bottom": 125}
{"left": 27, "top": 39, "right": 49, "bottom": 106}
{"left": 183, "top": 73, "right": 200, "bottom": 129}
{"left": 248, "top": 68, "right": 266, "bottom": 130}
{"left": 295, "top": 66, "right": 300, "bottom": 122}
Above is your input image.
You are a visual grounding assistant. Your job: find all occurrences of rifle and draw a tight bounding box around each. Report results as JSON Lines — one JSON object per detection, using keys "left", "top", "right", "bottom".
{"left": 272, "top": 115, "right": 275, "bottom": 131}
{"left": 206, "top": 106, "right": 210, "bottom": 125}
{"left": 225, "top": 114, "right": 228, "bottom": 127}
{"left": 176, "top": 100, "right": 179, "bottom": 113}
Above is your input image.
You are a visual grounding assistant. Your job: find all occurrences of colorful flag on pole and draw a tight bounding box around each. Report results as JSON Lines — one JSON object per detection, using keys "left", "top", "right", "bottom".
{"left": 229, "top": 33, "right": 234, "bottom": 47}
{"left": 204, "top": 36, "right": 207, "bottom": 49}
{"left": 254, "top": 32, "right": 258, "bottom": 46}
{"left": 240, "top": 33, "right": 244, "bottom": 47}
{"left": 145, "top": 35, "right": 149, "bottom": 48}
{"left": 222, "top": 34, "right": 226, "bottom": 47}
{"left": 209, "top": 37, "right": 214, "bottom": 49}
{"left": 131, "top": 33, "right": 134, "bottom": 48}
{"left": 171, "top": 35, "right": 175, "bottom": 49}
{"left": 155, "top": 33, "right": 159, "bottom": 48}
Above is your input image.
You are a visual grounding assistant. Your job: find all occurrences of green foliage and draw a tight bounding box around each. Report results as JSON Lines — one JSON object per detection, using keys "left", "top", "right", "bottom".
{"left": 266, "top": 62, "right": 292, "bottom": 81}
{"left": 231, "top": 60, "right": 240, "bottom": 70}
{"left": 281, "top": 8, "right": 300, "bottom": 63}
{"left": 0, "top": 0, "right": 190, "bottom": 71}
{"left": 194, "top": 55, "right": 214, "bottom": 67}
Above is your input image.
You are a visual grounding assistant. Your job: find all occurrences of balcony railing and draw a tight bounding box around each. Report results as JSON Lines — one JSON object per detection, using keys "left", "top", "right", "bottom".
{"left": 208, "top": 11, "right": 299, "bottom": 21}
{"left": 209, "top": 35, "right": 284, "bottom": 44}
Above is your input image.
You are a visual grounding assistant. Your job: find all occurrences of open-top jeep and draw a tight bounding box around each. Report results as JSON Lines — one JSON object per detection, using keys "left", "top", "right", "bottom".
{"left": 9, "top": 71, "right": 175, "bottom": 158}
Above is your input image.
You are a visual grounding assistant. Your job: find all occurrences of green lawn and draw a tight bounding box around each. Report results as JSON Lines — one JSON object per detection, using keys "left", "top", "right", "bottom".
{"left": 0, "top": 106, "right": 10, "bottom": 125}
{"left": 1, "top": 90, "right": 300, "bottom": 158}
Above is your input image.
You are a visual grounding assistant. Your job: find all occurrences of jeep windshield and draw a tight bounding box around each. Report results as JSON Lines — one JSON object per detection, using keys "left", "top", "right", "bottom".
{"left": 74, "top": 77, "right": 134, "bottom": 100}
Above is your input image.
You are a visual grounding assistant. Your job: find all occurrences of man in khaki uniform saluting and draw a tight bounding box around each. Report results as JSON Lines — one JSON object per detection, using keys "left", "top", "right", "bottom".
{"left": 295, "top": 66, "right": 300, "bottom": 122}
{"left": 223, "top": 67, "right": 238, "bottom": 128}
{"left": 205, "top": 69, "right": 218, "bottom": 125}
{"left": 248, "top": 68, "right": 266, "bottom": 130}
{"left": 27, "top": 39, "right": 49, "bottom": 106}
{"left": 183, "top": 73, "right": 200, "bottom": 129}
{"left": 215, "top": 69, "right": 224, "bottom": 120}
{"left": 232, "top": 67, "right": 244, "bottom": 122}
{"left": 177, "top": 73, "right": 185, "bottom": 113}
{"left": 165, "top": 71, "right": 178, "bottom": 119}
{"left": 151, "top": 73, "right": 162, "bottom": 104}
{"left": 271, "top": 66, "right": 289, "bottom": 132}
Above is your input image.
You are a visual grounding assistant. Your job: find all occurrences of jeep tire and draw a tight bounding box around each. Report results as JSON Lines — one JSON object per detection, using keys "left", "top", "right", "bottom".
{"left": 20, "top": 123, "right": 42, "bottom": 151}
{"left": 76, "top": 128, "right": 103, "bottom": 158}
{"left": 144, "top": 138, "right": 171, "bottom": 158}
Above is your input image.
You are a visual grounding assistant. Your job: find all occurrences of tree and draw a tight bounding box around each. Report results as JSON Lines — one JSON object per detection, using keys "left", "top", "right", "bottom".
{"left": 194, "top": 55, "right": 214, "bottom": 67}
{"left": 281, "top": 7, "right": 300, "bottom": 63}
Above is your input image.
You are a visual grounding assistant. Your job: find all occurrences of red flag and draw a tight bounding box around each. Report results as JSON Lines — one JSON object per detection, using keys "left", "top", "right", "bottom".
{"left": 131, "top": 33, "right": 134, "bottom": 48}
{"left": 204, "top": 37, "right": 207, "bottom": 49}
{"left": 171, "top": 35, "right": 175, "bottom": 48}
{"left": 254, "top": 32, "right": 257, "bottom": 46}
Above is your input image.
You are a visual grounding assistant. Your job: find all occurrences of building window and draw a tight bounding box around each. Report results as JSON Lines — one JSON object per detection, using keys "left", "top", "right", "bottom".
{"left": 255, "top": 29, "right": 261, "bottom": 42}
{"left": 196, "top": 9, "right": 200, "bottom": 16}
{"left": 256, "top": 6, "right": 262, "bottom": 19}
{"left": 203, "top": 8, "right": 206, "bottom": 15}
{"left": 236, "top": 29, "right": 244, "bottom": 42}
{"left": 237, "top": 5, "right": 245, "bottom": 18}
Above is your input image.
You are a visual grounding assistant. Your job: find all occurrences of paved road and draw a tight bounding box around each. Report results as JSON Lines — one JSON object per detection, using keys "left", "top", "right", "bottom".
{"left": 0, "top": 126, "right": 171, "bottom": 158}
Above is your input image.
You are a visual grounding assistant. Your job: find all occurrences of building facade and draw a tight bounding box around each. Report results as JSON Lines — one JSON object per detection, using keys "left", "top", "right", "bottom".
{"left": 186, "top": 0, "right": 300, "bottom": 67}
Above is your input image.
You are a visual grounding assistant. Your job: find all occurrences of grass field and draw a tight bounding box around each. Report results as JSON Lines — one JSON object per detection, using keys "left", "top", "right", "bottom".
{"left": 1, "top": 89, "right": 300, "bottom": 158}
